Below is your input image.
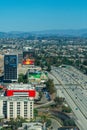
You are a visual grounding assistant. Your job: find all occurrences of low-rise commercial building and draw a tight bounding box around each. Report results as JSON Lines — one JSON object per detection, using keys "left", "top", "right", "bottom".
{"left": 27, "top": 70, "right": 48, "bottom": 84}
{"left": 18, "top": 122, "right": 46, "bottom": 130}
{"left": 5, "top": 83, "right": 36, "bottom": 98}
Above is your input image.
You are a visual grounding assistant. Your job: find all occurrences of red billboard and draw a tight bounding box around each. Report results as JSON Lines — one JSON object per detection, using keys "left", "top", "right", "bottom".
{"left": 6, "top": 90, "right": 36, "bottom": 97}
{"left": 22, "top": 58, "right": 35, "bottom": 65}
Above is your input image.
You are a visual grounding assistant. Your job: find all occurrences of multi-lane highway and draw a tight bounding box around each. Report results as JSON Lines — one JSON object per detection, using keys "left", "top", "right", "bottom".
{"left": 50, "top": 65, "right": 87, "bottom": 130}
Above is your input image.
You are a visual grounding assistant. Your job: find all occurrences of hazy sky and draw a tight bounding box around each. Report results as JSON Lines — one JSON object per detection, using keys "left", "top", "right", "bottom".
{"left": 0, "top": 0, "right": 87, "bottom": 31}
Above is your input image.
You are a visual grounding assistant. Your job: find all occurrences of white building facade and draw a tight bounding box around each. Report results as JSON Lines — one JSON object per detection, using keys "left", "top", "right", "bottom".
{"left": 0, "top": 97, "right": 34, "bottom": 120}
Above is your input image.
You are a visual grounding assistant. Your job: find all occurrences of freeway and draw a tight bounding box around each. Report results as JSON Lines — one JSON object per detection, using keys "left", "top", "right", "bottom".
{"left": 50, "top": 66, "right": 87, "bottom": 130}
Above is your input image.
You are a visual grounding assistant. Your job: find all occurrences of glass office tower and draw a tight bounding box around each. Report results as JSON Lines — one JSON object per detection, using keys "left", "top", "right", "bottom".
{"left": 4, "top": 55, "right": 18, "bottom": 82}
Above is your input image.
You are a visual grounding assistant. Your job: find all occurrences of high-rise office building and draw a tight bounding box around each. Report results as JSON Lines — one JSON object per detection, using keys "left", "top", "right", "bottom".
{"left": 4, "top": 54, "right": 18, "bottom": 82}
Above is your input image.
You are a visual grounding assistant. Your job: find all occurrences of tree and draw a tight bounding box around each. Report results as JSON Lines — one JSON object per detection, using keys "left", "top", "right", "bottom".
{"left": 63, "top": 119, "right": 75, "bottom": 126}
{"left": 18, "top": 73, "right": 28, "bottom": 83}
{"left": 47, "top": 64, "right": 51, "bottom": 72}
{"left": 54, "top": 97, "right": 64, "bottom": 105}
{"left": 18, "top": 73, "right": 24, "bottom": 83}
{"left": 1, "top": 128, "right": 12, "bottom": 130}
{"left": 46, "top": 79, "right": 55, "bottom": 94}
{"left": 41, "top": 115, "right": 47, "bottom": 123}
{"left": 84, "top": 68, "right": 87, "bottom": 75}
{"left": 7, "top": 117, "right": 27, "bottom": 130}
{"left": 62, "top": 105, "right": 72, "bottom": 113}
{"left": 34, "top": 109, "right": 38, "bottom": 119}
{"left": 46, "top": 119, "right": 52, "bottom": 127}
{"left": 83, "top": 60, "right": 87, "bottom": 66}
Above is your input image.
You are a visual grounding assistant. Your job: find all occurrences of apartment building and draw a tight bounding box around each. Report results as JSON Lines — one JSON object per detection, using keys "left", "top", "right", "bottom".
{"left": 0, "top": 97, "right": 34, "bottom": 120}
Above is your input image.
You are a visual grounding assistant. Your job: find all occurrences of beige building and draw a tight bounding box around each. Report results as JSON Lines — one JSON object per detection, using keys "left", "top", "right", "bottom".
{"left": 0, "top": 97, "right": 34, "bottom": 120}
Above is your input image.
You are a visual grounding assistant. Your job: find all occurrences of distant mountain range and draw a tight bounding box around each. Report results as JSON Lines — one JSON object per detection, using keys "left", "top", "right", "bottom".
{"left": 1, "top": 29, "right": 87, "bottom": 38}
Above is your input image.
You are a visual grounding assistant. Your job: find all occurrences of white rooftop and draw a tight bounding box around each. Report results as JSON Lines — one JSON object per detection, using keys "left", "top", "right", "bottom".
{"left": 23, "top": 47, "right": 33, "bottom": 51}
{"left": 22, "top": 122, "right": 43, "bottom": 130}
{"left": 7, "top": 83, "right": 35, "bottom": 90}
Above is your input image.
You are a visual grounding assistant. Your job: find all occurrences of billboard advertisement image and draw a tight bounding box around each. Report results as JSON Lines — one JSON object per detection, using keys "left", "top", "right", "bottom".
{"left": 22, "top": 58, "right": 35, "bottom": 65}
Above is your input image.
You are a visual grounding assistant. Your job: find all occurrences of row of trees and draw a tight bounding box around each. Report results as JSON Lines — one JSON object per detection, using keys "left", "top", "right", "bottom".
{"left": 1, "top": 117, "right": 27, "bottom": 130}
{"left": 35, "top": 50, "right": 87, "bottom": 75}
{"left": 45, "top": 79, "right": 55, "bottom": 94}
{"left": 34, "top": 109, "right": 51, "bottom": 128}
{"left": 63, "top": 119, "right": 76, "bottom": 126}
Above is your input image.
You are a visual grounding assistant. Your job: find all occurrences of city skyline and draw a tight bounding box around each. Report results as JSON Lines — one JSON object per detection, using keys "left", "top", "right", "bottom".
{"left": 0, "top": 0, "right": 87, "bottom": 31}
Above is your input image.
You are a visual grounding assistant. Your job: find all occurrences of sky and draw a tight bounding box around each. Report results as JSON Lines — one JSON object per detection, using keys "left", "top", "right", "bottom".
{"left": 0, "top": 0, "right": 87, "bottom": 32}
